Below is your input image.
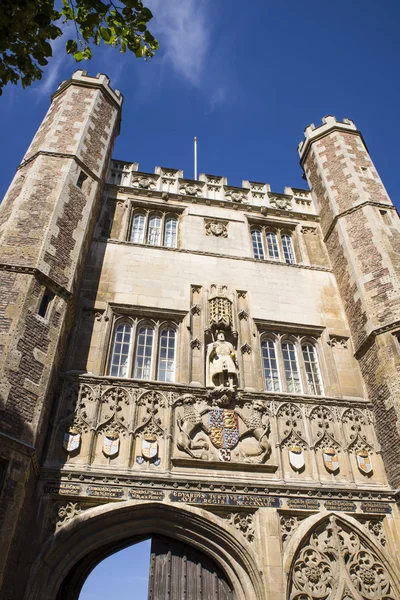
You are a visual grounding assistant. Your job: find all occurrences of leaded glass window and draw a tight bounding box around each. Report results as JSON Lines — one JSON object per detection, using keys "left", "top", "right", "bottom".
{"left": 157, "top": 328, "right": 176, "bottom": 382}
{"left": 164, "top": 217, "right": 178, "bottom": 248}
{"left": 302, "top": 343, "right": 323, "bottom": 395}
{"left": 282, "top": 234, "right": 296, "bottom": 264}
{"left": 282, "top": 340, "right": 302, "bottom": 393}
{"left": 266, "top": 232, "right": 280, "bottom": 261}
{"left": 134, "top": 326, "right": 154, "bottom": 379}
{"left": 109, "top": 323, "right": 132, "bottom": 377}
{"left": 261, "top": 339, "right": 280, "bottom": 391}
{"left": 147, "top": 215, "right": 162, "bottom": 246}
{"left": 252, "top": 230, "right": 265, "bottom": 260}
{"left": 130, "top": 213, "right": 146, "bottom": 243}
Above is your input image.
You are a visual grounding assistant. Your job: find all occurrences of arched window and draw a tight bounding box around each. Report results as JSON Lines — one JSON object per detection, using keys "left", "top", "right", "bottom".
{"left": 130, "top": 213, "right": 146, "bottom": 244}
{"left": 157, "top": 328, "right": 176, "bottom": 382}
{"left": 302, "top": 343, "right": 323, "bottom": 395}
{"left": 109, "top": 323, "right": 132, "bottom": 377}
{"left": 261, "top": 339, "right": 280, "bottom": 391}
{"left": 281, "top": 340, "right": 302, "bottom": 393}
{"left": 147, "top": 215, "right": 162, "bottom": 246}
{"left": 281, "top": 234, "right": 296, "bottom": 264}
{"left": 134, "top": 325, "right": 154, "bottom": 379}
{"left": 251, "top": 229, "right": 264, "bottom": 260}
{"left": 164, "top": 217, "right": 178, "bottom": 248}
{"left": 266, "top": 232, "right": 280, "bottom": 261}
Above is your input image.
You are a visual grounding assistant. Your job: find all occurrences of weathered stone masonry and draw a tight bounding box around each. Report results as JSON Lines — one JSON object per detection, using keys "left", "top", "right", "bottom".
{"left": 0, "top": 72, "right": 123, "bottom": 597}
{"left": 299, "top": 115, "right": 400, "bottom": 486}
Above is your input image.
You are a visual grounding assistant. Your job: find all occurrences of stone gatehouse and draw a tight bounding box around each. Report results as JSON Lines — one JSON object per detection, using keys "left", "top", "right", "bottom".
{"left": 0, "top": 70, "right": 400, "bottom": 599}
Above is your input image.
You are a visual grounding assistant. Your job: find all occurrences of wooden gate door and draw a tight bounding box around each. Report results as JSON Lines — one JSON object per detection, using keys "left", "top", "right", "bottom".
{"left": 148, "top": 535, "right": 234, "bottom": 600}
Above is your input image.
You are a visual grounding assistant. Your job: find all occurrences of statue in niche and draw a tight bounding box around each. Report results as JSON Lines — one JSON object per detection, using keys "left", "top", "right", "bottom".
{"left": 206, "top": 330, "right": 238, "bottom": 389}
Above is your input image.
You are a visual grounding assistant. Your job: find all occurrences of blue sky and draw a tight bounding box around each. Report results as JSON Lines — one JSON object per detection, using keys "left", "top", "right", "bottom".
{"left": 79, "top": 540, "right": 150, "bottom": 600}
{"left": 1, "top": 0, "right": 400, "bottom": 205}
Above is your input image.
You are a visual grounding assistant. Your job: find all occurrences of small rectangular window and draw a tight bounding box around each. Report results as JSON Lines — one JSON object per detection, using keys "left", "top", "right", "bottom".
{"left": 77, "top": 171, "right": 88, "bottom": 189}
{"left": 380, "top": 210, "right": 392, "bottom": 226}
{"left": 38, "top": 290, "right": 55, "bottom": 318}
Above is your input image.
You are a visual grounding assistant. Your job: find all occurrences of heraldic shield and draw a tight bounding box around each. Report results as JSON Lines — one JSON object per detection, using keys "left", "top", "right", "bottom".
{"left": 209, "top": 408, "right": 239, "bottom": 462}
{"left": 356, "top": 449, "right": 373, "bottom": 474}
{"left": 63, "top": 427, "right": 81, "bottom": 453}
{"left": 322, "top": 447, "right": 339, "bottom": 473}
{"left": 288, "top": 446, "right": 305, "bottom": 471}
{"left": 102, "top": 432, "right": 120, "bottom": 457}
{"left": 142, "top": 435, "right": 158, "bottom": 459}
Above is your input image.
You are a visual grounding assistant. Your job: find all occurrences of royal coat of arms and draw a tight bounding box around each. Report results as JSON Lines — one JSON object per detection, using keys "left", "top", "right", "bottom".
{"left": 288, "top": 445, "right": 305, "bottom": 471}
{"left": 209, "top": 408, "right": 239, "bottom": 461}
{"left": 63, "top": 427, "right": 81, "bottom": 453}
{"left": 322, "top": 447, "right": 340, "bottom": 473}
{"left": 137, "top": 434, "right": 160, "bottom": 465}
{"left": 356, "top": 449, "right": 373, "bottom": 474}
{"left": 102, "top": 432, "right": 120, "bottom": 457}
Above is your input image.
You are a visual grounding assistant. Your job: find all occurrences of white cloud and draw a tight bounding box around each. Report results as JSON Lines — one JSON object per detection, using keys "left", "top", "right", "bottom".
{"left": 147, "top": 0, "right": 210, "bottom": 87}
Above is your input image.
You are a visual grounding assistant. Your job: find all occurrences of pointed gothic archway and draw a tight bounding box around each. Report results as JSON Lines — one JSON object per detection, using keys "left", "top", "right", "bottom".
{"left": 284, "top": 512, "right": 400, "bottom": 600}
{"left": 23, "top": 502, "right": 263, "bottom": 600}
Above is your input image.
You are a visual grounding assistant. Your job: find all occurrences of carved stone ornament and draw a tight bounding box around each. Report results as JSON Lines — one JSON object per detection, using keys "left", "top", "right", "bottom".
{"left": 301, "top": 226, "right": 318, "bottom": 235}
{"left": 356, "top": 449, "right": 373, "bottom": 475}
{"left": 288, "top": 445, "right": 305, "bottom": 471}
{"left": 322, "top": 447, "right": 340, "bottom": 473}
{"left": 226, "top": 512, "right": 255, "bottom": 542}
{"left": 238, "top": 310, "right": 249, "bottom": 321}
{"left": 240, "top": 343, "right": 252, "bottom": 354}
{"left": 63, "top": 427, "right": 81, "bottom": 453}
{"left": 328, "top": 335, "right": 349, "bottom": 349}
{"left": 136, "top": 434, "right": 160, "bottom": 466}
{"left": 56, "top": 502, "right": 81, "bottom": 529}
{"left": 288, "top": 515, "right": 398, "bottom": 600}
{"left": 190, "top": 303, "right": 201, "bottom": 315}
{"left": 176, "top": 395, "right": 271, "bottom": 464}
{"left": 224, "top": 188, "right": 248, "bottom": 203}
{"left": 280, "top": 514, "right": 306, "bottom": 547}
{"left": 135, "top": 175, "right": 157, "bottom": 190}
{"left": 179, "top": 182, "right": 203, "bottom": 197}
{"left": 190, "top": 337, "right": 202, "bottom": 350}
{"left": 102, "top": 431, "right": 120, "bottom": 457}
{"left": 270, "top": 195, "right": 292, "bottom": 210}
{"left": 208, "top": 285, "right": 233, "bottom": 330}
{"left": 205, "top": 220, "right": 228, "bottom": 237}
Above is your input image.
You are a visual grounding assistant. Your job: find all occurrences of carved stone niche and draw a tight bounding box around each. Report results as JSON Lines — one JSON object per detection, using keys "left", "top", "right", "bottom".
{"left": 208, "top": 284, "right": 233, "bottom": 330}
{"left": 172, "top": 393, "right": 278, "bottom": 471}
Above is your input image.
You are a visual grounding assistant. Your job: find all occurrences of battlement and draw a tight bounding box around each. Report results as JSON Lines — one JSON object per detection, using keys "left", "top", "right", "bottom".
{"left": 298, "top": 115, "right": 359, "bottom": 162}
{"left": 107, "top": 160, "right": 315, "bottom": 214}
{"left": 52, "top": 69, "right": 123, "bottom": 108}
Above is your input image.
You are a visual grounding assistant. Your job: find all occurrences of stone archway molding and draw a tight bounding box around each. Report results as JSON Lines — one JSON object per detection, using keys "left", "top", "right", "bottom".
{"left": 24, "top": 500, "right": 264, "bottom": 600}
{"left": 283, "top": 510, "right": 400, "bottom": 600}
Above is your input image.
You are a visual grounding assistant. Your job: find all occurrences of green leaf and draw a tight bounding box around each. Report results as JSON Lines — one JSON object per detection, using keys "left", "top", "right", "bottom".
{"left": 73, "top": 50, "right": 85, "bottom": 62}
{"left": 100, "top": 27, "right": 112, "bottom": 42}
{"left": 66, "top": 39, "right": 78, "bottom": 54}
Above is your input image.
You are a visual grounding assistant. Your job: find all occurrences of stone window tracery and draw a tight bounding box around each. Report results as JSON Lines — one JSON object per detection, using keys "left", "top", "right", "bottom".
{"left": 259, "top": 334, "right": 324, "bottom": 395}
{"left": 108, "top": 318, "right": 178, "bottom": 382}
{"left": 129, "top": 209, "right": 178, "bottom": 248}
{"left": 250, "top": 226, "right": 297, "bottom": 265}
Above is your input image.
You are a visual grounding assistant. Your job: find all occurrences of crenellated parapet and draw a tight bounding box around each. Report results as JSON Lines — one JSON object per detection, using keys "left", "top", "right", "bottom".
{"left": 106, "top": 160, "right": 316, "bottom": 215}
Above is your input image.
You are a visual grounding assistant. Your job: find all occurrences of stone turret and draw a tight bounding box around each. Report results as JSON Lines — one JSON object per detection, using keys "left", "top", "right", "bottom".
{"left": 299, "top": 115, "right": 400, "bottom": 486}
{"left": 0, "top": 71, "right": 123, "bottom": 598}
